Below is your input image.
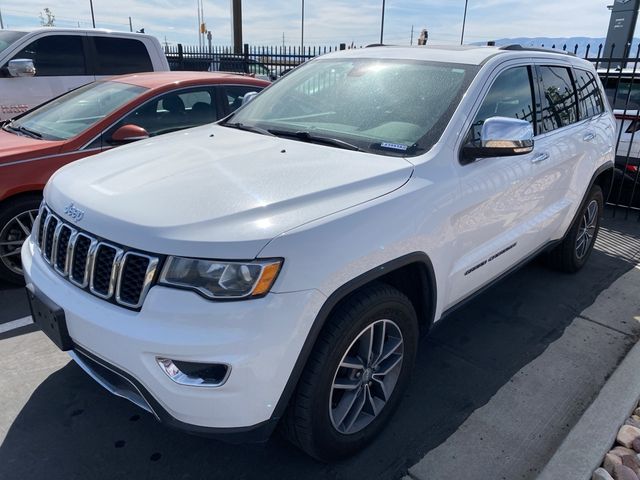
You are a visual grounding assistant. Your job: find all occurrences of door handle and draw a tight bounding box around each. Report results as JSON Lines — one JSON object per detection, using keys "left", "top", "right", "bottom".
{"left": 583, "top": 132, "right": 596, "bottom": 142}
{"left": 532, "top": 152, "right": 549, "bottom": 164}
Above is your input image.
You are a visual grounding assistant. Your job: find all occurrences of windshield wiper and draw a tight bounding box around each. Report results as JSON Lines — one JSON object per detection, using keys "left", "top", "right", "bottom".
{"left": 2, "top": 122, "right": 42, "bottom": 139}
{"left": 268, "top": 129, "right": 363, "bottom": 152}
{"left": 222, "top": 122, "right": 275, "bottom": 136}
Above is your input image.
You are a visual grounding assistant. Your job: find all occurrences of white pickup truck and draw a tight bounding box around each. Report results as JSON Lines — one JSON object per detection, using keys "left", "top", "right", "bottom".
{"left": 0, "top": 28, "right": 169, "bottom": 121}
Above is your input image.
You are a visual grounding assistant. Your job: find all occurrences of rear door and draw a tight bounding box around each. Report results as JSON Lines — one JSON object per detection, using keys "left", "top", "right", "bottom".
{"left": 0, "top": 33, "right": 93, "bottom": 118}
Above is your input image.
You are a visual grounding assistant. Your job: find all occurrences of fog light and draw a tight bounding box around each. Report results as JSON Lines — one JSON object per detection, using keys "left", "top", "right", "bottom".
{"left": 157, "top": 358, "right": 230, "bottom": 387}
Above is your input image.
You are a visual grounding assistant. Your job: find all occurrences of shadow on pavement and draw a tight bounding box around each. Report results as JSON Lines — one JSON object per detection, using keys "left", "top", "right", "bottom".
{"left": 1, "top": 218, "right": 639, "bottom": 480}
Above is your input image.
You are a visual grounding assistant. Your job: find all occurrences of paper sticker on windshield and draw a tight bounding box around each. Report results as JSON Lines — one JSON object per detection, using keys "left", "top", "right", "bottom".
{"left": 380, "top": 142, "right": 408, "bottom": 151}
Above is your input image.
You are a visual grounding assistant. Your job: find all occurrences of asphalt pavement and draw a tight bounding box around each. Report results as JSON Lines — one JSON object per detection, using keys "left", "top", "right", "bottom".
{"left": 1, "top": 212, "right": 640, "bottom": 480}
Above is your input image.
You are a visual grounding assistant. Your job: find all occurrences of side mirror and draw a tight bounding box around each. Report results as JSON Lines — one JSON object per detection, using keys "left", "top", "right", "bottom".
{"left": 8, "top": 59, "right": 36, "bottom": 78}
{"left": 242, "top": 91, "right": 259, "bottom": 106}
{"left": 462, "top": 117, "right": 534, "bottom": 164}
{"left": 111, "top": 124, "right": 149, "bottom": 144}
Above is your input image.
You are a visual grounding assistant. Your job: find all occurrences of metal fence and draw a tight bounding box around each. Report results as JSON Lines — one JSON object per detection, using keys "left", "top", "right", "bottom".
{"left": 164, "top": 43, "right": 355, "bottom": 75}
{"left": 166, "top": 41, "right": 640, "bottom": 218}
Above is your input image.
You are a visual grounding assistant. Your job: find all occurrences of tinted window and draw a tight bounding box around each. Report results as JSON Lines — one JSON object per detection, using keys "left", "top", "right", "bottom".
{"left": 574, "top": 69, "right": 604, "bottom": 118}
{"left": 603, "top": 76, "right": 640, "bottom": 110}
{"left": 468, "top": 66, "right": 535, "bottom": 142}
{"left": 224, "top": 85, "right": 263, "bottom": 112}
{"left": 107, "top": 87, "right": 217, "bottom": 142}
{"left": 9, "top": 35, "right": 86, "bottom": 76}
{"left": 93, "top": 37, "right": 152, "bottom": 75}
{"left": 538, "top": 66, "right": 578, "bottom": 132}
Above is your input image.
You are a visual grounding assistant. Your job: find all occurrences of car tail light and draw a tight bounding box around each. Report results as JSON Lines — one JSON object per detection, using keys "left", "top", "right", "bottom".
{"left": 625, "top": 164, "right": 639, "bottom": 174}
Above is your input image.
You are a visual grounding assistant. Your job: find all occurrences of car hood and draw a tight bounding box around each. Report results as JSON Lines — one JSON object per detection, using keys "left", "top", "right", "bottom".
{"left": 45, "top": 124, "right": 413, "bottom": 259}
{"left": 0, "top": 129, "right": 64, "bottom": 162}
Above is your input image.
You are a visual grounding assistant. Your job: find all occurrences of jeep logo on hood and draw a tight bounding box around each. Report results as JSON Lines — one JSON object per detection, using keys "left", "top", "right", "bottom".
{"left": 64, "top": 203, "right": 85, "bottom": 222}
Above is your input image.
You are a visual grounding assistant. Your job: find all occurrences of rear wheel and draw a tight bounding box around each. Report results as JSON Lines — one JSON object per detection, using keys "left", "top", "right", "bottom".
{"left": 281, "top": 283, "right": 419, "bottom": 461}
{"left": 0, "top": 195, "right": 41, "bottom": 284}
{"left": 547, "top": 185, "right": 603, "bottom": 273}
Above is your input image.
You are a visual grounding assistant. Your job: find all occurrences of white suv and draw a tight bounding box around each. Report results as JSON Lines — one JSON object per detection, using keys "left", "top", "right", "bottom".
{"left": 22, "top": 45, "right": 614, "bottom": 460}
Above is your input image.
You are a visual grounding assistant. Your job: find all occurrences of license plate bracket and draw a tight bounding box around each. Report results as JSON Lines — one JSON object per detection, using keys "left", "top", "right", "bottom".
{"left": 26, "top": 285, "right": 72, "bottom": 351}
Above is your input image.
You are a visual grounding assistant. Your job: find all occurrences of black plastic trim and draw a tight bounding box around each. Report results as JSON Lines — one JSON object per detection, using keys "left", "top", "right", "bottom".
{"left": 268, "top": 252, "right": 437, "bottom": 424}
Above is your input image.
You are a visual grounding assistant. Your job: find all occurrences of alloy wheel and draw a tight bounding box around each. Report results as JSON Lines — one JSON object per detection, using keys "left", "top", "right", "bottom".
{"left": 575, "top": 199, "right": 598, "bottom": 260}
{"left": 329, "top": 319, "right": 404, "bottom": 435}
{"left": 0, "top": 209, "right": 39, "bottom": 276}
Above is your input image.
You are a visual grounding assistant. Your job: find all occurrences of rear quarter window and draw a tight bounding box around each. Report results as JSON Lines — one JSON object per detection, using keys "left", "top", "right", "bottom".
{"left": 93, "top": 37, "right": 153, "bottom": 75}
{"left": 603, "top": 76, "right": 640, "bottom": 110}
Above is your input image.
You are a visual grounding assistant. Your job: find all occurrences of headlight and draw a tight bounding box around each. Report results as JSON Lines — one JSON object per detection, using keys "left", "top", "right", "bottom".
{"left": 159, "top": 257, "right": 282, "bottom": 299}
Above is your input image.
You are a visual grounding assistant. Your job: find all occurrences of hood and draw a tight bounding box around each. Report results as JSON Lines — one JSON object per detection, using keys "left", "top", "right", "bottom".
{"left": 0, "top": 129, "right": 64, "bottom": 162}
{"left": 45, "top": 124, "right": 413, "bottom": 259}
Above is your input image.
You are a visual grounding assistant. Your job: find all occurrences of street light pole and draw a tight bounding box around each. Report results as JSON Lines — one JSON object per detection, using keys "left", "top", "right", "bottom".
{"left": 301, "top": 0, "right": 305, "bottom": 52}
{"left": 89, "top": 0, "right": 96, "bottom": 28}
{"left": 460, "top": 0, "right": 468, "bottom": 45}
{"left": 380, "top": 0, "right": 386, "bottom": 44}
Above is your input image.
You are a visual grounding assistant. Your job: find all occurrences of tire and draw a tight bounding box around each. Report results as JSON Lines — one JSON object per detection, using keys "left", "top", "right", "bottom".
{"left": 281, "top": 282, "right": 419, "bottom": 461}
{"left": 547, "top": 185, "right": 603, "bottom": 273}
{"left": 0, "top": 194, "right": 42, "bottom": 284}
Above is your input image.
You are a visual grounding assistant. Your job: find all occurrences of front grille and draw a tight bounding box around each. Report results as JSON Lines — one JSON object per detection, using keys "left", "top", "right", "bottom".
{"left": 35, "top": 204, "right": 159, "bottom": 310}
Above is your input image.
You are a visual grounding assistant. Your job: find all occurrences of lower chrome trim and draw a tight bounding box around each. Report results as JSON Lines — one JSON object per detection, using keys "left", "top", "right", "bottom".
{"left": 69, "top": 349, "right": 159, "bottom": 419}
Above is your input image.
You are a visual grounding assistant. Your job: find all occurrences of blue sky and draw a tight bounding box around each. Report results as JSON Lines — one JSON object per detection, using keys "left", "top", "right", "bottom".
{"left": 0, "top": 0, "right": 615, "bottom": 47}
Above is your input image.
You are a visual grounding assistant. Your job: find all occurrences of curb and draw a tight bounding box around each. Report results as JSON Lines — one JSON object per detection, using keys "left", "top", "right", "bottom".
{"left": 538, "top": 337, "right": 640, "bottom": 480}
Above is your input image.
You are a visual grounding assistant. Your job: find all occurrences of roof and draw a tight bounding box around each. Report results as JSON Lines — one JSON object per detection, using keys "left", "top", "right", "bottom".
{"left": 107, "top": 71, "right": 270, "bottom": 89}
{"left": 322, "top": 44, "right": 581, "bottom": 66}
{"left": 4, "top": 27, "right": 153, "bottom": 38}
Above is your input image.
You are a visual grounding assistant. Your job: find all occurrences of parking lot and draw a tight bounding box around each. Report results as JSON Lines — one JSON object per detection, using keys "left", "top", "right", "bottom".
{"left": 1, "top": 211, "right": 639, "bottom": 480}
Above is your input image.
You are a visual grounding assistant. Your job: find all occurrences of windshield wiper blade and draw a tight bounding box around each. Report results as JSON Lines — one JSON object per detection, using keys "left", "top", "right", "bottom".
{"left": 222, "top": 122, "right": 275, "bottom": 136}
{"left": 3, "top": 122, "right": 42, "bottom": 139}
{"left": 268, "top": 129, "right": 362, "bottom": 152}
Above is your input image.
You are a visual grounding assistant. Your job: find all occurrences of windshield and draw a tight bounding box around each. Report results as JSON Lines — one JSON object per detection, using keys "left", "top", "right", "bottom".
{"left": 227, "top": 57, "right": 477, "bottom": 156}
{"left": 0, "top": 31, "right": 27, "bottom": 56}
{"left": 6, "top": 81, "right": 147, "bottom": 140}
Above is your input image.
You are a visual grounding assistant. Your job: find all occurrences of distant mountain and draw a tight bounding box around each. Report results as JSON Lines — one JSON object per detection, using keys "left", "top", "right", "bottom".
{"left": 472, "top": 37, "right": 640, "bottom": 58}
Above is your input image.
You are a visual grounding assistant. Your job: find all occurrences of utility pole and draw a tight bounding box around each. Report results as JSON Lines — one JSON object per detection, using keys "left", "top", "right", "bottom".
{"left": 301, "top": 0, "right": 305, "bottom": 52}
{"left": 282, "top": 32, "right": 285, "bottom": 48}
{"left": 380, "top": 0, "right": 386, "bottom": 44}
{"left": 460, "top": 0, "right": 469, "bottom": 45}
{"left": 410, "top": 25, "right": 414, "bottom": 45}
{"left": 129, "top": 16, "right": 133, "bottom": 32}
{"left": 231, "top": 0, "right": 242, "bottom": 54}
{"left": 89, "top": 0, "right": 95, "bottom": 28}
{"left": 0, "top": 8, "right": 4, "bottom": 29}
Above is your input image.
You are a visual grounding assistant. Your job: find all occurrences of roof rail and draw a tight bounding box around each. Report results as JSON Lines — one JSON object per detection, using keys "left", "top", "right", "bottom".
{"left": 499, "top": 44, "right": 575, "bottom": 56}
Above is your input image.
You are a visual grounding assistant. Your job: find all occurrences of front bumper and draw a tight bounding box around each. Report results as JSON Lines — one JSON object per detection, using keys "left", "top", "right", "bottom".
{"left": 22, "top": 238, "right": 326, "bottom": 440}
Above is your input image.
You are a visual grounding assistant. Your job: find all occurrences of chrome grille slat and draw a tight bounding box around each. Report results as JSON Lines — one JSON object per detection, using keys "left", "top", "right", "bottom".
{"left": 35, "top": 204, "right": 159, "bottom": 310}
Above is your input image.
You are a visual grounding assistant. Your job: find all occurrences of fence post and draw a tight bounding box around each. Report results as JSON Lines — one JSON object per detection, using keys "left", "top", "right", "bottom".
{"left": 177, "top": 43, "right": 184, "bottom": 70}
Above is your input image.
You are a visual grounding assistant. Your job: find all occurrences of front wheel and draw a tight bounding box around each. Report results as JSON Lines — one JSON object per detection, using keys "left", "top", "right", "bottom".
{"left": 0, "top": 195, "right": 41, "bottom": 284}
{"left": 547, "top": 185, "right": 603, "bottom": 273}
{"left": 281, "top": 283, "right": 419, "bottom": 461}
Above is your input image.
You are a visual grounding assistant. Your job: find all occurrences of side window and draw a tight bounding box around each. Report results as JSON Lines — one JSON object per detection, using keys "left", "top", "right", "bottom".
{"left": 9, "top": 35, "right": 86, "bottom": 76}
{"left": 93, "top": 37, "right": 152, "bottom": 75}
{"left": 574, "top": 69, "right": 605, "bottom": 119}
{"left": 468, "top": 66, "right": 535, "bottom": 142}
{"left": 105, "top": 88, "right": 217, "bottom": 143}
{"left": 538, "top": 66, "right": 578, "bottom": 132}
{"left": 224, "top": 85, "right": 263, "bottom": 113}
